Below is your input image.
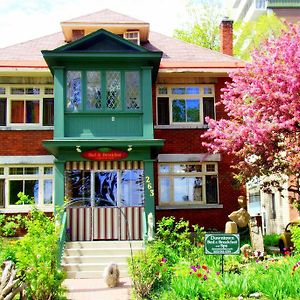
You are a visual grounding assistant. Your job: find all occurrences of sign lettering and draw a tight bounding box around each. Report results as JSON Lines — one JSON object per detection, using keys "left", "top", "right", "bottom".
{"left": 205, "top": 233, "right": 240, "bottom": 255}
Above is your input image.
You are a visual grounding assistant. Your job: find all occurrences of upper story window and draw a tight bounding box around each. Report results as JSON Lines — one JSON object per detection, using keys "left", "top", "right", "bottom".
{"left": 123, "top": 31, "right": 140, "bottom": 45}
{"left": 66, "top": 70, "right": 141, "bottom": 113}
{"left": 156, "top": 84, "right": 215, "bottom": 126}
{"left": 0, "top": 85, "right": 54, "bottom": 127}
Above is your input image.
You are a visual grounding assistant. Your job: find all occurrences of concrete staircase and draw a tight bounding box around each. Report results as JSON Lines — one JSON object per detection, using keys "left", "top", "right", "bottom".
{"left": 62, "top": 240, "right": 144, "bottom": 279}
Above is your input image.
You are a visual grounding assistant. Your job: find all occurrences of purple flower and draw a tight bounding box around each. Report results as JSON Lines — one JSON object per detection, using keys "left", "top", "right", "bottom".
{"left": 216, "top": 272, "right": 220, "bottom": 276}
{"left": 203, "top": 275, "right": 208, "bottom": 280}
{"left": 191, "top": 266, "right": 197, "bottom": 272}
{"left": 161, "top": 258, "right": 167, "bottom": 263}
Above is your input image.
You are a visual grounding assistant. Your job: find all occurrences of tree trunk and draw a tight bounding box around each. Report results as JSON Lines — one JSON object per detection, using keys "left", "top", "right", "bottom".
{"left": 0, "top": 261, "right": 25, "bottom": 300}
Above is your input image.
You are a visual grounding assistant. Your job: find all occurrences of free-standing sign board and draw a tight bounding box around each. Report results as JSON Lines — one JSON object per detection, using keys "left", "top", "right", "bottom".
{"left": 205, "top": 233, "right": 240, "bottom": 255}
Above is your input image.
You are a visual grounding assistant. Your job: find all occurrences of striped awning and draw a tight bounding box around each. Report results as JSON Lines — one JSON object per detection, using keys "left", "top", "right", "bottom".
{"left": 65, "top": 160, "right": 144, "bottom": 171}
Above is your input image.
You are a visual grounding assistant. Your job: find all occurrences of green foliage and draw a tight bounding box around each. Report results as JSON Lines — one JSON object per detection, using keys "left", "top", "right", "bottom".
{"left": 234, "top": 13, "right": 286, "bottom": 61}
{"left": 15, "top": 208, "right": 66, "bottom": 300}
{"left": 173, "top": 0, "right": 224, "bottom": 51}
{"left": 0, "top": 214, "right": 25, "bottom": 237}
{"left": 264, "top": 234, "right": 280, "bottom": 247}
{"left": 16, "top": 191, "right": 35, "bottom": 205}
{"left": 291, "top": 225, "right": 300, "bottom": 253}
{"left": 0, "top": 207, "right": 66, "bottom": 300}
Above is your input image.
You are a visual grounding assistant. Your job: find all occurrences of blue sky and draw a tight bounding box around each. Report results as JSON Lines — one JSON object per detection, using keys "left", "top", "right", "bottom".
{"left": 0, "top": 0, "right": 233, "bottom": 48}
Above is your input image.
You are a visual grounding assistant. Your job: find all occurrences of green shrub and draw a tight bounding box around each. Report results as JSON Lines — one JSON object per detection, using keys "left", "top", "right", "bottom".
{"left": 291, "top": 225, "right": 300, "bottom": 253}
{"left": 263, "top": 234, "right": 280, "bottom": 247}
{"left": 0, "top": 214, "right": 25, "bottom": 237}
{"left": 15, "top": 208, "right": 66, "bottom": 300}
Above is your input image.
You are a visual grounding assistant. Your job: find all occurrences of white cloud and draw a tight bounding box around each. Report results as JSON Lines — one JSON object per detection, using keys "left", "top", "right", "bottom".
{"left": 0, "top": 0, "right": 190, "bottom": 48}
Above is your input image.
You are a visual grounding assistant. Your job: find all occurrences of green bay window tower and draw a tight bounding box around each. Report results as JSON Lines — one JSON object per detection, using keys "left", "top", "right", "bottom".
{"left": 42, "top": 28, "right": 163, "bottom": 241}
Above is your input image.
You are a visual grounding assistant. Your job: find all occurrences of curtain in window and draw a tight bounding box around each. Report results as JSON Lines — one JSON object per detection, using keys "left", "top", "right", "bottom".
{"left": 43, "top": 98, "right": 54, "bottom": 126}
{"left": 0, "top": 179, "right": 4, "bottom": 207}
{"left": 0, "top": 99, "right": 6, "bottom": 126}
{"left": 26, "top": 101, "right": 39, "bottom": 123}
{"left": 11, "top": 101, "right": 24, "bottom": 123}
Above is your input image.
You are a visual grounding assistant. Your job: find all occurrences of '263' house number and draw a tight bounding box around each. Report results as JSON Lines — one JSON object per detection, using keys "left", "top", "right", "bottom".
{"left": 145, "top": 176, "right": 154, "bottom": 197}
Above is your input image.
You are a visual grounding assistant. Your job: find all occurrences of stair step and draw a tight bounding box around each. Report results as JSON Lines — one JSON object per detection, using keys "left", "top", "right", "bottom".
{"left": 64, "top": 248, "right": 143, "bottom": 256}
{"left": 62, "top": 254, "right": 132, "bottom": 264}
{"left": 65, "top": 240, "right": 144, "bottom": 249}
{"left": 66, "top": 269, "right": 129, "bottom": 279}
{"left": 62, "top": 262, "right": 128, "bottom": 272}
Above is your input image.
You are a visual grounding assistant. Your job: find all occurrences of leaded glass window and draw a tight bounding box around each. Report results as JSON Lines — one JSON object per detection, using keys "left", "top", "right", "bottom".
{"left": 106, "top": 71, "right": 121, "bottom": 110}
{"left": 125, "top": 71, "right": 140, "bottom": 110}
{"left": 66, "top": 71, "right": 82, "bottom": 111}
{"left": 0, "top": 88, "right": 5, "bottom": 94}
{"left": 87, "top": 71, "right": 102, "bottom": 110}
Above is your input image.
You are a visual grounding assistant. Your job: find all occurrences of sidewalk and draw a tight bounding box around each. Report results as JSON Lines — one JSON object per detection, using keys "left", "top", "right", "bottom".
{"left": 64, "top": 277, "right": 132, "bottom": 300}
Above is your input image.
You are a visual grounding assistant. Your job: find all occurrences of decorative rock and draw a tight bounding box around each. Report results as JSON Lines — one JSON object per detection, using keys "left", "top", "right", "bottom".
{"left": 249, "top": 292, "right": 261, "bottom": 298}
{"left": 249, "top": 217, "right": 264, "bottom": 255}
{"left": 225, "top": 221, "right": 238, "bottom": 233}
{"left": 237, "top": 295, "right": 244, "bottom": 300}
{"left": 228, "top": 208, "right": 250, "bottom": 228}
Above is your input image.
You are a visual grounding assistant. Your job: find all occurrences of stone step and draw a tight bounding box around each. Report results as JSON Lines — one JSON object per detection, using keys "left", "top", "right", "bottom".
{"left": 65, "top": 240, "right": 144, "bottom": 249}
{"left": 62, "top": 262, "right": 128, "bottom": 272}
{"left": 62, "top": 254, "right": 132, "bottom": 264}
{"left": 66, "top": 269, "right": 129, "bottom": 279}
{"left": 64, "top": 247, "right": 143, "bottom": 256}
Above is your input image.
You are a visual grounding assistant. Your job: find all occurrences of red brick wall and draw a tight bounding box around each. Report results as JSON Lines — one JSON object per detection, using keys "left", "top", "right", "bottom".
{"left": 153, "top": 77, "right": 244, "bottom": 231}
{"left": 0, "top": 131, "right": 53, "bottom": 156}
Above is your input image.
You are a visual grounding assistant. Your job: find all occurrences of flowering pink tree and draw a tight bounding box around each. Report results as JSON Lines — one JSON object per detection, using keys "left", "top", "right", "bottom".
{"left": 202, "top": 24, "right": 300, "bottom": 207}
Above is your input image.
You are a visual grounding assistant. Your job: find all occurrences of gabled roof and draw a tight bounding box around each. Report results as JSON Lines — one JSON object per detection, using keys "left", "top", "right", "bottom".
{"left": 0, "top": 9, "right": 245, "bottom": 72}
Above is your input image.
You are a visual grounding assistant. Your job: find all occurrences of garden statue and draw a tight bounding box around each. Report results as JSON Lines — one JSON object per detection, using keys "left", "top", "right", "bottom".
{"left": 103, "top": 262, "right": 120, "bottom": 288}
{"left": 147, "top": 212, "right": 154, "bottom": 242}
{"left": 249, "top": 217, "right": 264, "bottom": 255}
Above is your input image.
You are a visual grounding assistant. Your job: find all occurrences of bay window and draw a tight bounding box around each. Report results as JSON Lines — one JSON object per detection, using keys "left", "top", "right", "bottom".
{"left": 158, "top": 162, "right": 218, "bottom": 206}
{"left": 65, "top": 70, "right": 141, "bottom": 112}
{"left": 156, "top": 84, "right": 215, "bottom": 126}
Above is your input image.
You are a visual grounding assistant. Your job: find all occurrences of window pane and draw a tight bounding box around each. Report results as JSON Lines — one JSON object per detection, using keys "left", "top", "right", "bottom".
{"left": 24, "top": 167, "right": 39, "bottom": 175}
{"left": 172, "top": 99, "right": 185, "bottom": 122}
{"left": 65, "top": 170, "right": 91, "bottom": 203}
{"left": 174, "top": 164, "right": 201, "bottom": 173}
{"left": 11, "top": 101, "right": 24, "bottom": 123}
{"left": 186, "top": 99, "right": 199, "bottom": 122}
{"left": 0, "top": 168, "right": 4, "bottom": 175}
{"left": 159, "top": 177, "right": 170, "bottom": 203}
{"left": 206, "top": 164, "right": 215, "bottom": 172}
{"left": 9, "top": 180, "right": 23, "bottom": 204}
{"left": 174, "top": 177, "right": 195, "bottom": 202}
{"left": 25, "top": 88, "right": 40, "bottom": 95}
{"left": 43, "top": 98, "right": 54, "bottom": 126}
{"left": 87, "top": 71, "right": 101, "bottom": 110}
{"left": 44, "top": 167, "right": 53, "bottom": 174}
{"left": 126, "top": 71, "right": 140, "bottom": 110}
{"left": 9, "top": 168, "right": 23, "bottom": 175}
{"left": 193, "top": 177, "right": 203, "bottom": 202}
{"left": 203, "top": 97, "right": 215, "bottom": 123}
{"left": 157, "top": 97, "right": 169, "bottom": 125}
{"left": 204, "top": 87, "right": 213, "bottom": 94}
{"left": 26, "top": 100, "right": 39, "bottom": 123}
{"left": 158, "top": 87, "right": 167, "bottom": 95}
{"left": 45, "top": 88, "right": 54, "bottom": 95}
{"left": 159, "top": 165, "right": 170, "bottom": 174}
{"left": 186, "top": 87, "right": 200, "bottom": 94}
{"left": 106, "top": 71, "right": 121, "bottom": 110}
{"left": 11, "top": 88, "right": 24, "bottom": 95}
{"left": 95, "top": 171, "right": 117, "bottom": 206}
{"left": 44, "top": 179, "right": 53, "bottom": 204}
{"left": 0, "top": 99, "right": 6, "bottom": 126}
{"left": 66, "top": 71, "right": 82, "bottom": 111}
{"left": 206, "top": 175, "right": 218, "bottom": 204}
{"left": 24, "top": 180, "right": 38, "bottom": 204}
{"left": 0, "top": 88, "right": 5, "bottom": 94}
{"left": 121, "top": 170, "right": 144, "bottom": 206}
{"left": 172, "top": 88, "right": 185, "bottom": 94}
{"left": 0, "top": 179, "right": 4, "bottom": 207}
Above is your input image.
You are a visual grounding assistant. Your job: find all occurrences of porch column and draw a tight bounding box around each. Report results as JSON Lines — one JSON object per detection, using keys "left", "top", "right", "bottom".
{"left": 53, "top": 66, "right": 64, "bottom": 138}
{"left": 54, "top": 159, "right": 65, "bottom": 212}
{"left": 143, "top": 159, "right": 155, "bottom": 240}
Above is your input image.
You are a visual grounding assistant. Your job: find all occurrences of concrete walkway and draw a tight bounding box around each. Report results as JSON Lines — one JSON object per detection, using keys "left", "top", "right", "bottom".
{"left": 64, "top": 277, "right": 132, "bottom": 300}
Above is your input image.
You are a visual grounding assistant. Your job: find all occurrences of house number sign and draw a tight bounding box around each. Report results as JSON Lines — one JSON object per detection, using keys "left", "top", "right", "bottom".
{"left": 145, "top": 176, "right": 154, "bottom": 197}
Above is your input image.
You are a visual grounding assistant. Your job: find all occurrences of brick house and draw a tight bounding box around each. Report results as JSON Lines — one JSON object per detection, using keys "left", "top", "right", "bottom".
{"left": 0, "top": 10, "right": 245, "bottom": 241}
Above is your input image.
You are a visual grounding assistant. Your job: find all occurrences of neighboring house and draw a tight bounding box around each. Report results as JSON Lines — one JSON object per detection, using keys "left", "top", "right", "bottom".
{"left": 0, "top": 10, "right": 245, "bottom": 241}
{"left": 232, "top": 0, "right": 300, "bottom": 22}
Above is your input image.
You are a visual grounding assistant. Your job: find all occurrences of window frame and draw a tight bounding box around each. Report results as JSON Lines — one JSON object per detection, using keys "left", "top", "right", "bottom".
{"left": 65, "top": 69, "right": 142, "bottom": 113}
{"left": 156, "top": 84, "right": 215, "bottom": 127}
{"left": 0, "top": 165, "right": 54, "bottom": 210}
{"left": 0, "top": 85, "right": 54, "bottom": 128}
{"left": 158, "top": 162, "right": 219, "bottom": 207}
